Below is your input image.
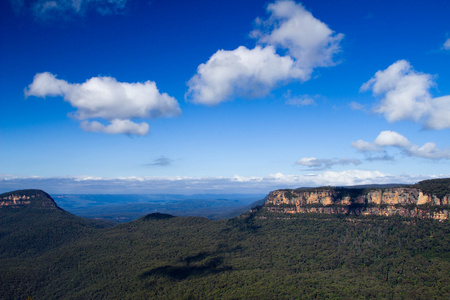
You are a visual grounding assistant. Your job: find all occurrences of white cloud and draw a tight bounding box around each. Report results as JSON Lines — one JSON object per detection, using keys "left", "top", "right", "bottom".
{"left": 2, "top": 171, "right": 439, "bottom": 194}
{"left": 352, "top": 130, "right": 450, "bottom": 160}
{"left": 25, "top": 72, "right": 180, "bottom": 136}
{"left": 296, "top": 157, "right": 320, "bottom": 167}
{"left": 425, "top": 96, "right": 450, "bottom": 129}
{"left": 186, "top": 46, "right": 305, "bottom": 105}
{"left": 443, "top": 38, "right": 450, "bottom": 50}
{"left": 361, "top": 60, "right": 450, "bottom": 129}
{"left": 296, "top": 157, "right": 361, "bottom": 170}
{"left": 408, "top": 143, "right": 450, "bottom": 159}
{"left": 186, "top": 0, "right": 343, "bottom": 105}
{"left": 253, "top": 0, "right": 343, "bottom": 69}
{"left": 374, "top": 130, "right": 411, "bottom": 148}
{"left": 80, "top": 119, "right": 150, "bottom": 136}
{"left": 351, "top": 140, "right": 381, "bottom": 152}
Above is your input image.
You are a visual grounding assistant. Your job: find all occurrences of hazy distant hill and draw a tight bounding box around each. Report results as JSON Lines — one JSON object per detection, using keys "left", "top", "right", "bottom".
{"left": 53, "top": 193, "right": 265, "bottom": 222}
{"left": 1, "top": 186, "right": 449, "bottom": 299}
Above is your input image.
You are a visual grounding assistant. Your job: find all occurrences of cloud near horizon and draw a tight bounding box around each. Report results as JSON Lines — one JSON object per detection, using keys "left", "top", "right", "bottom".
{"left": 352, "top": 130, "right": 450, "bottom": 160}
{"left": 25, "top": 72, "right": 180, "bottom": 136}
{"left": 186, "top": 0, "right": 343, "bottom": 105}
{"left": 361, "top": 60, "right": 450, "bottom": 129}
{"left": 2, "top": 171, "right": 442, "bottom": 194}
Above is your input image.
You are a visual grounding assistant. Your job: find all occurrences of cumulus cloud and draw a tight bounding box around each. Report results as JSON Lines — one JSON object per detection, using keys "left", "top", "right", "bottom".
{"left": 296, "top": 157, "right": 361, "bottom": 170}
{"left": 2, "top": 171, "right": 439, "bottom": 194}
{"left": 374, "top": 130, "right": 411, "bottom": 148}
{"left": 352, "top": 130, "right": 450, "bottom": 160}
{"left": 186, "top": 0, "right": 343, "bottom": 105}
{"left": 80, "top": 119, "right": 150, "bottom": 136}
{"left": 25, "top": 72, "right": 180, "bottom": 135}
{"left": 408, "top": 143, "right": 450, "bottom": 159}
{"left": 252, "top": 0, "right": 343, "bottom": 69}
{"left": 361, "top": 60, "right": 450, "bottom": 129}
{"left": 10, "top": 0, "right": 127, "bottom": 19}
{"left": 443, "top": 38, "right": 450, "bottom": 50}
{"left": 186, "top": 46, "right": 305, "bottom": 105}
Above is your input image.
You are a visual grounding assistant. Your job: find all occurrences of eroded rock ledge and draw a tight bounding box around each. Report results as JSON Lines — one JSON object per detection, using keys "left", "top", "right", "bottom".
{"left": 263, "top": 179, "right": 450, "bottom": 221}
{"left": 0, "top": 189, "right": 58, "bottom": 209}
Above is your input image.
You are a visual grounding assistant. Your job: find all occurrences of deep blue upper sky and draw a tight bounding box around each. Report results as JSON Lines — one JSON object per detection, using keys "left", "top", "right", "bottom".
{"left": 1, "top": 0, "right": 449, "bottom": 194}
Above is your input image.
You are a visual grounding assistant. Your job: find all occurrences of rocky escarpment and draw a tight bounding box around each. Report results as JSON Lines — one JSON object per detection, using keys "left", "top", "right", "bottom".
{"left": 263, "top": 178, "right": 450, "bottom": 221}
{"left": 0, "top": 189, "right": 58, "bottom": 209}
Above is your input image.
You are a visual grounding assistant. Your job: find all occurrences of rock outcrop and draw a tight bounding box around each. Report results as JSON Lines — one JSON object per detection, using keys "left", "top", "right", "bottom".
{"left": 0, "top": 189, "right": 58, "bottom": 209}
{"left": 263, "top": 179, "right": 450, "bottom": 221}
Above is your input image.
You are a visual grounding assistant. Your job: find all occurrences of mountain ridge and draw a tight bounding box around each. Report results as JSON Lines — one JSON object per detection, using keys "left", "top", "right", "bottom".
{"left": 0, "top": 189, "right": 59, "bottom": 210}
{"left": 262, "top": 178, "right": 450, "bottom": 221}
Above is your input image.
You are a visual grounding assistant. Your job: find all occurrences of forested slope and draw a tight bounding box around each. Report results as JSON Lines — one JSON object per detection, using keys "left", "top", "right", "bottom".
{"left": 1, "top": 200, "right": 449, "bottom": 299}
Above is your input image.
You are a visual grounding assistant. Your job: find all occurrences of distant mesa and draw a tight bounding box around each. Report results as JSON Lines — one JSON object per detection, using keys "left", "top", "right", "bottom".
{"left": 261, "top": 178, "right": 450, "bottom": 221}
{"left": 0, "top": 189, "right": 59, "bottom": 210}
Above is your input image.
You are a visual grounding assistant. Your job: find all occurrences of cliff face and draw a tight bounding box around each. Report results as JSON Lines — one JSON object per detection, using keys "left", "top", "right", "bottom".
{"left": 264, "top": 179, "right": 450, "bottom": 221}
{"left": 0, "top": 190, "right": 58, "bottom": 209}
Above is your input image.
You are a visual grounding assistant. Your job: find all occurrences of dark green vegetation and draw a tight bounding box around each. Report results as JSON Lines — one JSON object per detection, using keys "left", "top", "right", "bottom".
{"left": 289, "top": 178, "right": 450, "bottom": 198}
{"left": 1, "top": 191, "right": 449, "bottom": 300}
{"left": 413, "top": 178, "right": 450, "bottom": 200}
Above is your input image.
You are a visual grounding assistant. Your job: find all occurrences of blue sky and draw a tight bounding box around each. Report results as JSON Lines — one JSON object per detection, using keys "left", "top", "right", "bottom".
{"left": 1, "top": 0, "right": 449, "bottom": 194}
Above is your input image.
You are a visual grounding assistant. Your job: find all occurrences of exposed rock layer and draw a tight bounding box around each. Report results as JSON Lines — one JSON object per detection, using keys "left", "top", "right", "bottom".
{"left": 0, "top": 190, "right": 58, "bottom": 209}
{"left": 264, "top": 179, "right": 450, "bottom": 221}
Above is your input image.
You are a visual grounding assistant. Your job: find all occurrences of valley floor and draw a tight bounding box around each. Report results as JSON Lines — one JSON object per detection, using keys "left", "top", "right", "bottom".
{"left": 1, "top": 208, "right": 449, "bottom": 299}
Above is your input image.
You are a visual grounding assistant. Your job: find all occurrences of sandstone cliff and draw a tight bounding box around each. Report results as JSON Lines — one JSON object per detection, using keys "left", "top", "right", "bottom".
{"left": 0, "top": 189, "right": 58, "bottom": 209}
{"left": 263, "top": 178, "right": 450, "bottom": 221}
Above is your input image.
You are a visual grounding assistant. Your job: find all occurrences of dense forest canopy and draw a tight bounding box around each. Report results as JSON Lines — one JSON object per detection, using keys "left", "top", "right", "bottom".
{"left": 1, "top": 195, "right": 449, "bottom": 299}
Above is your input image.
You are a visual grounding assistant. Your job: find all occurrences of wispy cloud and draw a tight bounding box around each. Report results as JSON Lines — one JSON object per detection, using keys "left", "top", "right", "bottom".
{"left": 361, "top": 60, "right": 450, "bottom": 129}
{"left": 352, "top": 130, "right": 450, "bottom": 160}
{"left": 10, "top": 0, "right": 127, "bottom": 20}
{"left": 285, "top": 92, "right": 318, "bottom": 106}
{"left": 296, "top": 157, "right": 361, "bottom": 170}
{"left": 146, "top": 156, "right": 173, "bottom": 167}
{"left": 25, "top": 72, "right": 181, "bottom": 136}
{"left": 186, "top": 0, "right": 343, "bottom": 105}
{"left": 364, "top": 154, "right": 395, "bottom": 162}
{"left": 443, "top": 38, "right": 450, "bottom": 50}
{"left": 349, "top": 101, "right": 366, "bottom": 112}
{"left": 2, "top": 171, "right": 441, "bottom": 194}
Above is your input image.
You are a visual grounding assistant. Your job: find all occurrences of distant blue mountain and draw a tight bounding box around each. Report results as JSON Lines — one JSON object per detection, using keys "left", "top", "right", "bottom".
{"left": 53, "top": 193, "right": 266, "bottom": 222}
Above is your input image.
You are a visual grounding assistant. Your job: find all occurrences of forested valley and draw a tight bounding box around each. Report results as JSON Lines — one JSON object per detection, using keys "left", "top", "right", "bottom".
{"left": 1, "top": 199, "right": 449, "bottom": 299}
